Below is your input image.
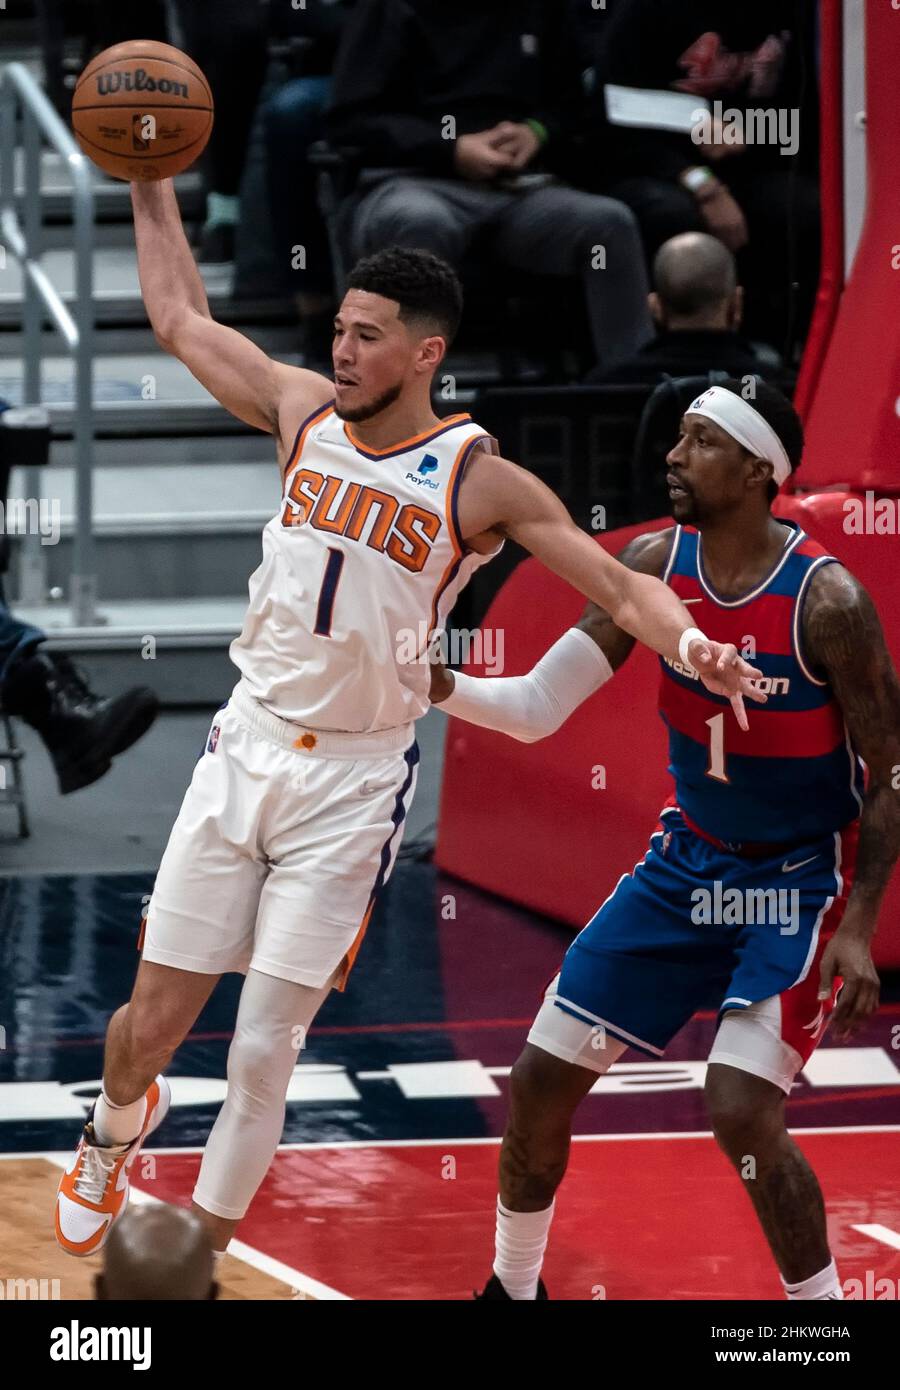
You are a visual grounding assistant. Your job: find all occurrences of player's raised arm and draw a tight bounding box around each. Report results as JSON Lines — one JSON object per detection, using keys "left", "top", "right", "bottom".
{"left": 455, "top": 452, "right": 765, "bottom": 728}
{"left": 131, "top": 179, "right": 332, "bottom": 440}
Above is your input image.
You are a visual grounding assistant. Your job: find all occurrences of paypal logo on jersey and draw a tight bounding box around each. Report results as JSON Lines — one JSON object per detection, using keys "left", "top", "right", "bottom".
{"left": 407, "top": 453, "right": 440, "bottom": 490}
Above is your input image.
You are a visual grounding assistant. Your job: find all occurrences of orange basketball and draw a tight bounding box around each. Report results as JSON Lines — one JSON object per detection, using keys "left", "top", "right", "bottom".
{"left": 71, "top": 40, "right": 214, "bottom": 182}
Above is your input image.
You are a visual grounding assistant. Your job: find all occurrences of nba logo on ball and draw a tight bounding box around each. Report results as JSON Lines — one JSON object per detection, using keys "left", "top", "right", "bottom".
{"left": 207, "top": 725, "right": 220, "bottom": 754}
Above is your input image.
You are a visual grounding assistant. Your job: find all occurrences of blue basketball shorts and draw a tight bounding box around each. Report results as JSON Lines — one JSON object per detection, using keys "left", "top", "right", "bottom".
{"left": 527, "top": 803, "right": 860, "bottom": 1092}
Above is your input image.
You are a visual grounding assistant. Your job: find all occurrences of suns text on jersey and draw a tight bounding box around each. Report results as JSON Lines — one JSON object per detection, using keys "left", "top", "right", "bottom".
{"left": 280, "top": 469, "right": 442, "bottom": 573}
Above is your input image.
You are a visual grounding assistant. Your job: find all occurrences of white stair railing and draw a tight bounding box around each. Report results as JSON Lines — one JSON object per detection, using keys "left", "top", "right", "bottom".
{"left": 0, "top": 61, "right": 101, "bottom": 626}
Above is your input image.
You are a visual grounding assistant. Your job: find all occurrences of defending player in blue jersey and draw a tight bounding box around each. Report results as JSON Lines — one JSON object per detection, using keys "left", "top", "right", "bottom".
{"left": 433, "top": 380, "right": 900, "bottom": 1301}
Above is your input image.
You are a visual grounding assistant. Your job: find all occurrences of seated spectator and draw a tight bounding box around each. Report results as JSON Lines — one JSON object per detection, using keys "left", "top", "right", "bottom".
{"left": 326, "top": 0, "right": 653, "bottom": 376}
{"left": 262, "top": 0, "right": 355, "bottom": 366}
{"left": 94, "top": 1206, "right": 218, "bottom": 1301}
{"left": 175, "top": 0, "right": 269, "bottom": 265}
{"left": 587, "top": 0, "right": 819, "bottom": 359}
{"left": 589, "top": 231, "right": 771, "bottom": 384}
{"left": 0, "top": 598, "right": 158, "bottom": 794}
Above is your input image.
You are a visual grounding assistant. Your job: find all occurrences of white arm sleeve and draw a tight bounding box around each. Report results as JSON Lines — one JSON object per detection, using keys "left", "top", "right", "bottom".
{"left": 436, "top": 626, "right": 614, "bottom": 743}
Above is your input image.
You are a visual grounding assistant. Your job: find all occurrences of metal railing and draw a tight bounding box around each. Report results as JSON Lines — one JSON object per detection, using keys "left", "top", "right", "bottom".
{"left": 0, "top": 61, "right": 100, "bottom": 626}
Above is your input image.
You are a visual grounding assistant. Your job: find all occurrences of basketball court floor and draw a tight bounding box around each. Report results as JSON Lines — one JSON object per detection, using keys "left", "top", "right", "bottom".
{"left": 2, "top": 848, "right": 899, "bottom": 1301}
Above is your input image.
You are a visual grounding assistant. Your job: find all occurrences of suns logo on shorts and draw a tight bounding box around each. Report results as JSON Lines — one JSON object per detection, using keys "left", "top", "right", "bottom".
{"left": 207, "top": 725, "right": 221, "bottom": 754}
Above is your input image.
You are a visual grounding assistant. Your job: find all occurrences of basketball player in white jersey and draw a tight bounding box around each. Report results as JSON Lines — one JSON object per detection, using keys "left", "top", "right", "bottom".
{"left": 55, "top": 177, "right": 764, "bottom": 1264}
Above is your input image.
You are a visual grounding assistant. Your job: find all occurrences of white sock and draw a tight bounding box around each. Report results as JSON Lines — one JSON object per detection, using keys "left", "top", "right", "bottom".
{"left": 213, "top": 1249, "right": 227, "bottom": 1269}
{"left": 493, "top": 1197, "right": 555, "bottom": 1299}
{"left": 782, "top": 1258, "right": 844, "bottom": 1300}
{"left": 92, "top": 1088, "right": 147, "bottom": 1147}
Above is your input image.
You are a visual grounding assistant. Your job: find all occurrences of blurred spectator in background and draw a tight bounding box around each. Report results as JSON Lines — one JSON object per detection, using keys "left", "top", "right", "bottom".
{"left": 174, "top": 0, "right": 269, "bottom": 264}
{"left": 95, "top": 1206, "right": 218, "bottom": 1301}
{"left": 326, "top": 0, "right": 653, "bottom": 375}
{"left": 590, "top": 231, "right": 772, "bottom": 384}
{"left": 0, "top": 597, "right": 157, "bottom": 794}
{"left": 588, "top": 0, "right": 819, "bottom": 360}
{"left": 261, "top": 0, "right": 354, "bottom": 365}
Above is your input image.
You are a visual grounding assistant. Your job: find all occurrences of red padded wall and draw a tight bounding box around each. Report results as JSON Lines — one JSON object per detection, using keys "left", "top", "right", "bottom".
{"left": 435, "top": 498, "right": 900, "bottom": 968}
{"left": 798, "top": 1, "right": 900, "bottom": 488}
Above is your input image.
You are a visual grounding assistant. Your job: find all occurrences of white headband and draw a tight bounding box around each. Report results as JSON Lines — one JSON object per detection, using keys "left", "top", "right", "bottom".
{"left": 686, "top": 386, "right": 792, "bottom": 485}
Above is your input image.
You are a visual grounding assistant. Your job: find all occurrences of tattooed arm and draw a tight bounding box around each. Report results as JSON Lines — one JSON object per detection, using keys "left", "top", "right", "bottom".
{"left": 802, "top": 564, "right": 900, "bottom": 1038}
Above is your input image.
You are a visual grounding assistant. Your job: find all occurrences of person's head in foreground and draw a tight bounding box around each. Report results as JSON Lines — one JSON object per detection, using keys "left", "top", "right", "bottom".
{"left": 651, "top": 231, "right": 743, "bottom": 333}
{"left": 94, "top": 1204, "right": 218, "bottom": 1301}
{"left": 332, "top": 245, "right": 463, "bottom": 422}
{"left": 666, "top": 378, "right": 803, "bottom": 525}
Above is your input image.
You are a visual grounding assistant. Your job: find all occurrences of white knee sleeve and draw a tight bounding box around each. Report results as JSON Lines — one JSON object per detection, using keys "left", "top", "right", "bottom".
{"left": 526, "top": 975, "right": 629, "bottom": 1075}
{"left": 192, "top": 967, "right": 333, "bottom": 1224}
{"left": 708, "top": 996, "right": 803, "bottom": 1096}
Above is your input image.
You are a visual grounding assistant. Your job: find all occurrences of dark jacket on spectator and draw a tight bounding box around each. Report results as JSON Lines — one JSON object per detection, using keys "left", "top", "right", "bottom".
{"left": 588, "top": 328, "right": 770, "bottom": 385}
{"left": 326, "top": 0, "right": 585, "bottom": 176}
{"left": 268, "top": 0, "right": 354, "bottom": 73}
{"left": 590, "top": 0, "right": 818, "bottom": 182}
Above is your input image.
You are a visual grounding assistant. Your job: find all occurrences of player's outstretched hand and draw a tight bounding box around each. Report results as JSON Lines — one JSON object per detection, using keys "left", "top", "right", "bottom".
{"left": 688, "top": 639, "right": 765, "bottom": 732}
{"left": 817, "top": 928, "right": 880, "bottom": 1041}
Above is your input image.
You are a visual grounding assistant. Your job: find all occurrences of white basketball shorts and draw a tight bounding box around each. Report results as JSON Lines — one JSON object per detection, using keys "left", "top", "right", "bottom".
{"left": 141, "top": 679, "right": 419, "bottom": 990}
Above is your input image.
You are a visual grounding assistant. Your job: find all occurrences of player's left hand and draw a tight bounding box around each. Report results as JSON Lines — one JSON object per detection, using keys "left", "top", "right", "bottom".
{"left": 817, "top": 926, "right": 880, "bottom": 1041}
{"left": 688, "top": 639, "right": 765, "bottom": 732}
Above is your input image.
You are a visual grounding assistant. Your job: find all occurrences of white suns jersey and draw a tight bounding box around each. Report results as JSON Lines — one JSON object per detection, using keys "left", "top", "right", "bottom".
{"left": 229, "top": 403, "right": 500, "bottom": 732}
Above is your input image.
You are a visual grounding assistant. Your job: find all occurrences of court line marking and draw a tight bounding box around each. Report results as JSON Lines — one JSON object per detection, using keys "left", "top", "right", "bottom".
{"left": 3, "top": 1124, "right": 899, "bottom": 1162}
{"left": 37, "top": 1153, "right": 351, "bottom": 1302}
{"left": 852, "top": 1224, "right": 900, "bottom": 1252}
{"left": 224, "top": 1239, "right": 351, "bottom": 1301}
{"left": 8, "top": 1005, "right": 900, "bottom": 1052}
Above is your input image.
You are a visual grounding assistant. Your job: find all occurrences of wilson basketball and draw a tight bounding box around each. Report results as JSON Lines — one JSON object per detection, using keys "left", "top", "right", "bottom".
{"left": 71, "top": 40, "right": 214, "bottom": 182}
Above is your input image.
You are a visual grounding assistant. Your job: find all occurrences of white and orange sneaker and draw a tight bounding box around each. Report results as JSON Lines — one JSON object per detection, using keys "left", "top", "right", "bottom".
{"left": 55, "top": 1075, "right": 171, "bottom": 1257}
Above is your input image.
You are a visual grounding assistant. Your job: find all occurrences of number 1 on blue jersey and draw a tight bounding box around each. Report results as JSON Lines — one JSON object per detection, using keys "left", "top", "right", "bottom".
{"left": 705, "top": 712, "right": 730, "bottom": 783}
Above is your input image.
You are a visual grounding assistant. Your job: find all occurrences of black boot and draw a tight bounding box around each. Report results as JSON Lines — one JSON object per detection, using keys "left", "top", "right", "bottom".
{"left": 3, "top": 649, "right": 159, "bottom": 794}
{"left": 475, "top": 1274, "right": 549, "bottom": 1300}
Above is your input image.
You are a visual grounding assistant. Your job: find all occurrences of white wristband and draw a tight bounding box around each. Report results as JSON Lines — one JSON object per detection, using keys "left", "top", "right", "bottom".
{"left": 678, "top": 626, "right": 708, "bottom": 671}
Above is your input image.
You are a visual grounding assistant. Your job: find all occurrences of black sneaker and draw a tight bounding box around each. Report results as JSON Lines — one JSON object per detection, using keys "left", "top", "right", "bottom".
{"left": 474, "top": 1273, "right": 549, "bottom": 1300}
{"left": 195, "top": 222, "right": 235, "bottom": 265}
{"left": 3, "top": 650, "right": 159, "bottom": 794}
